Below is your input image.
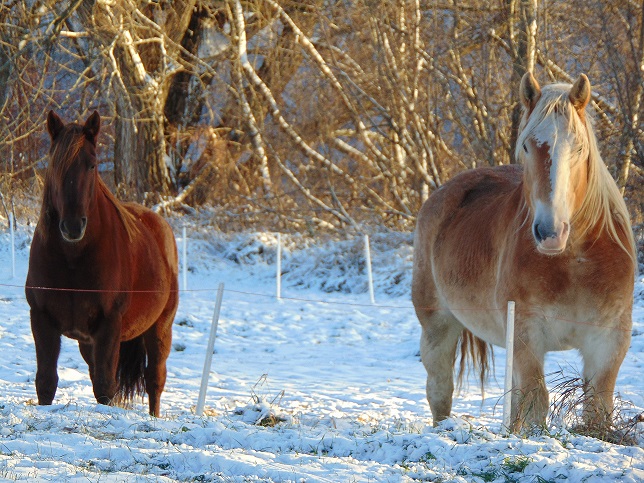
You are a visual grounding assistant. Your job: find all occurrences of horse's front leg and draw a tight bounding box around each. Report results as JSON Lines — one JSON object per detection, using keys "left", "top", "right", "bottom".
{"left": 30, "top": 309, "right": 61, "bottom": 405}
{"left": 79, "top": 342, "right": 95, "bottom": 385}
{"left": 580, "top": 321, "right": 631, "bottom": 431}
{"left": 90, "top": 316, "right": 122, "bottom": 406}
{"left": 511, "top": 328, "right": 548, "bottom": 432}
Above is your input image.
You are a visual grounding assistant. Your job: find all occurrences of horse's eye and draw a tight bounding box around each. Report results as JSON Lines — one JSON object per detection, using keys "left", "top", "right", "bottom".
{"left": 89, "top": 164, "right": 96, "bottom": 170}
{"left": 523, "top": 143, "right": 528, "bottom": 153}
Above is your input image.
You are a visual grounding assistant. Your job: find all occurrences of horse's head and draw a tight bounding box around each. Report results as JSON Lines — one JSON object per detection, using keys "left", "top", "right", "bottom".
{"left": 517, "top": 72, "right": 592, "bottom": 255}
{"left": 46, "top": 110, "right": 101, "bottom": 243}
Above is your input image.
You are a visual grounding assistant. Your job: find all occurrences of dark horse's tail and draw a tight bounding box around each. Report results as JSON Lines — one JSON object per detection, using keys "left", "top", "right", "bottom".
{"left": 115, "top": 336, "right": 147, "bottom": 407}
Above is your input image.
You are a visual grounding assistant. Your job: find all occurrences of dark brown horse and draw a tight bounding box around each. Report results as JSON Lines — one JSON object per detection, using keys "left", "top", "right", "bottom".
{"left": 26, "top": 111, "right": 178, "bottom": 416}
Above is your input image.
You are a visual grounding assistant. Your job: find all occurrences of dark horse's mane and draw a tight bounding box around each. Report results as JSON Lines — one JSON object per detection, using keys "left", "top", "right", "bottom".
{"left": 38, "top": 125, "right": 139, "bottom": 243}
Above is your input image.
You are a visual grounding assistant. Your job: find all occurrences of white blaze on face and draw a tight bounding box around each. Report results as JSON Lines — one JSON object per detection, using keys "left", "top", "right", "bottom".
{"left": 531, "top": 114, "right": 577, "bottom": 225}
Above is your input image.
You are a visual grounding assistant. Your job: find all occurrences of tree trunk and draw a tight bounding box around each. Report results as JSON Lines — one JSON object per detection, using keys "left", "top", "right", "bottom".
{"left": 0, "top": 2, "right": 15, "bottom": 114}
{"left": 509, "top": 0, "right": 538, "bottom": 162}
{"left": 111, "top": 45, "right": 172, "bottom": 199}
{"left": 616, "top": 1, "right": 644, "bottom": 192}
{"left": 78, "top": 0, "right": 196, "bottom": 201}
{"left": 113, "top": 95, "right": 138, "bottom": 195}
{"left": 164, "top": 5, "right": 226, "bottom": 185}
{"left": 0, "top": 46, "right": 10, "bottom": 112}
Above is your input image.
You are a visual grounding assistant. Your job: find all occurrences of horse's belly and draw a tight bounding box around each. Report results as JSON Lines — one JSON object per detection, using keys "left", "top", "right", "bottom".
{"left": 45, "top": 294, "right": 102, "bottom": 341}
{"left": 62, "top": 328, "right": 93, "bottom": 344}
{"left": 121, "top": 292, "right": 168, "bottom": 340}
{"left": 432, "top": 256, "right": 508, "bottom": 347}
{"left": 450, "top": 304, "right": 506, "bottom": 347}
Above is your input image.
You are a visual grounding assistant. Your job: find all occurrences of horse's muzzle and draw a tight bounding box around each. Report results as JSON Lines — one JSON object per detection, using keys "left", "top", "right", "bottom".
{"left": 533, "top": 220, "right": 569, "bottom": 255}
{"left": 60, "top": 217, "right": 88, "bottom": 242}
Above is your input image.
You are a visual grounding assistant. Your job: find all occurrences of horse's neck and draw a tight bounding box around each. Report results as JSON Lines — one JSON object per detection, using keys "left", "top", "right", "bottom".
{"left": 87, "top": 185, "right": 110, "bottom": 236}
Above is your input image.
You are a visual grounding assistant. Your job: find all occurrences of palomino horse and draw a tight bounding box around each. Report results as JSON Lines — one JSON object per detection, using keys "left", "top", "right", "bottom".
{"left": 412, "top": 73, "right": 635, "bottom": 432}
{"left": 26, "top": 111, "right": 178, "bottom": 416}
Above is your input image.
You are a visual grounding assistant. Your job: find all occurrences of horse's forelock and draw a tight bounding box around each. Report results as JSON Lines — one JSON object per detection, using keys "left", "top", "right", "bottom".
{"left": 49, "top": 125, "right": 88, "bottom": 182}
{"left": 515, "top": 83, "right": 589, "bottom": 163}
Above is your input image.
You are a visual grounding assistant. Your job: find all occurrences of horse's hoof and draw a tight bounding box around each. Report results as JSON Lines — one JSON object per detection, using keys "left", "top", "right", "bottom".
{"left": 96, "top": 395, "right": 113, "bottom": 406}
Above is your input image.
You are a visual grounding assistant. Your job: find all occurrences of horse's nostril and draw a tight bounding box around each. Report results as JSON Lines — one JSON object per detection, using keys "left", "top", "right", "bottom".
{"left": 81, "top": 217, "right": 88, "bottom": 227}
{"left": 534, "top": 220, "right": 560, "bottom": 243}
{"left": 534, "top": 223, "right": 548, "bottom": 242}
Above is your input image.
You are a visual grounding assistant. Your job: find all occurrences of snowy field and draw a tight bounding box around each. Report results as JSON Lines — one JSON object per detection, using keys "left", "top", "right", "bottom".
{"left": 0, "top": 222, "right": 643, "bottom": 482}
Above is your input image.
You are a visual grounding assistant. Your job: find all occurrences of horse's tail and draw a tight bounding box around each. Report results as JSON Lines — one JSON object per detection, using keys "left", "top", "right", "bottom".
{"left": 456, "top": 329, "right": 494, "bottom": 392}
{"left": 115, "top": 335, "right": 147, "bottom": 407}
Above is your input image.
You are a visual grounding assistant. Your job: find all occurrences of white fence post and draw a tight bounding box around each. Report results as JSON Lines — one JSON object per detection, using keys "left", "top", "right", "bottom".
{"left": 364, "top": 235, "right": 375, "bottom": 304}
{"left": 182, "top": 226, "right": 188, "bottom": 291}
{"left": 502, "top": 300, "right": 516, "bottom": 434}
{"left": 276, "top": 233, "right": 282, "bottom": 300}
{"left": 196, "top": 282, "right": 225, "bottom": 416}
{"left": 9, "top": 213, "right": 15, "bottom": 279}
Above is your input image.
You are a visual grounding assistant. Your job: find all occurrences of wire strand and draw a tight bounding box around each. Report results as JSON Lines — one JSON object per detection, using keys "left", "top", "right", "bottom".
{"left": 1, "top": 282, "right": 634, "bottom": 332}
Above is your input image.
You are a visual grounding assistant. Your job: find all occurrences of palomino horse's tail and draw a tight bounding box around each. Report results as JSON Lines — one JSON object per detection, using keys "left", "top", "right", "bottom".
{"left": 456, "top": 329, "right": 493, "bottom": 391}
{"left": 115, "top": 336, "right": 147, "bottom": 407}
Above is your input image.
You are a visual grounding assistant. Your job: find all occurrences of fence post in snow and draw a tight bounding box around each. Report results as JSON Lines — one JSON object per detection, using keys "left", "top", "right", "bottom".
{"left": 182, "top": 226, "right": 188, "bottom": 291}
{"left": 196, "top": 282, "right": 225, "bottom": 417}
{"left": 9, "top": 213, "right": 15, "bottom": 279}
{"left": 276, "top": 233, "right": 282, "bottom": 300}
{"left": 502, "top": 300, "right": 516, "bottom": 434}
{"left": 364, "top": 235, "right": 375, "bottom": 304}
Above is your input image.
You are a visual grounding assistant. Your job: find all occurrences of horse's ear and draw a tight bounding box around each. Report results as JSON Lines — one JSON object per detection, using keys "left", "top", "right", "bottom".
{"left": 520, "top": 72, "right": 541, "bottom": 110}
{"left": 569, "top": 74, "right": 591, "bottom": 112}
{"left": 83, "top": 111, "right": 101, "bottom": 144}
{"left": 47, "top": 110, "right": 65, "bottom": 141}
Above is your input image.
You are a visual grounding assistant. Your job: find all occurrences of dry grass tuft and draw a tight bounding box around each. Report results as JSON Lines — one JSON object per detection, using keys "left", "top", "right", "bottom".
{"left": 547, "top": 370, "right": 642, "bottom": 446}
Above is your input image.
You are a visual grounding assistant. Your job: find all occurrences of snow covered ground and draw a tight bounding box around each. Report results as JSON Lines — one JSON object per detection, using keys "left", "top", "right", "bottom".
{"left": 0, "top": 222, "right": 642, "bottom": 482}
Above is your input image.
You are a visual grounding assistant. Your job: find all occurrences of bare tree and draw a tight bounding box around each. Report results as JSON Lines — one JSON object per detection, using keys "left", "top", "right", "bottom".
{"left": 76, "top": 0, "right": 197, "bottom": 200}
{"left": 509, "top": 0, "right": 538, "bottom": 158}
{"left": 595, "top": 0, "right": 644, "bottom": 192}
{"left": 1, "top": 0, "right": 643, "bottom": 232}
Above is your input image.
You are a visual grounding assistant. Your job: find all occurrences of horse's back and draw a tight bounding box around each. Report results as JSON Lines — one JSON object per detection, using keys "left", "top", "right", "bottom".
{"left": 417, "top": 164, "right": 522, "bottom": 233}
{"left": 413, "top": 165, "right": 522, "bottom": 278}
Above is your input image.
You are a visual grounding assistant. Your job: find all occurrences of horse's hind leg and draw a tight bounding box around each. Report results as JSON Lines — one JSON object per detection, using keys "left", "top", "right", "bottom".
{"left": 143, "top": 293, "right": 177, "bottom": 417}
{"left": 30, "top": 310, "right": 61, "bottom": 405}
{"left": 417, "top": 308, "right": 463, "bottom": 425}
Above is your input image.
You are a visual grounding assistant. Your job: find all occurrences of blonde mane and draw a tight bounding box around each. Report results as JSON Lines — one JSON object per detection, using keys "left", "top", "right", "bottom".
{"left": 515, "top": 83, "right": 635, "bottom": 262}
